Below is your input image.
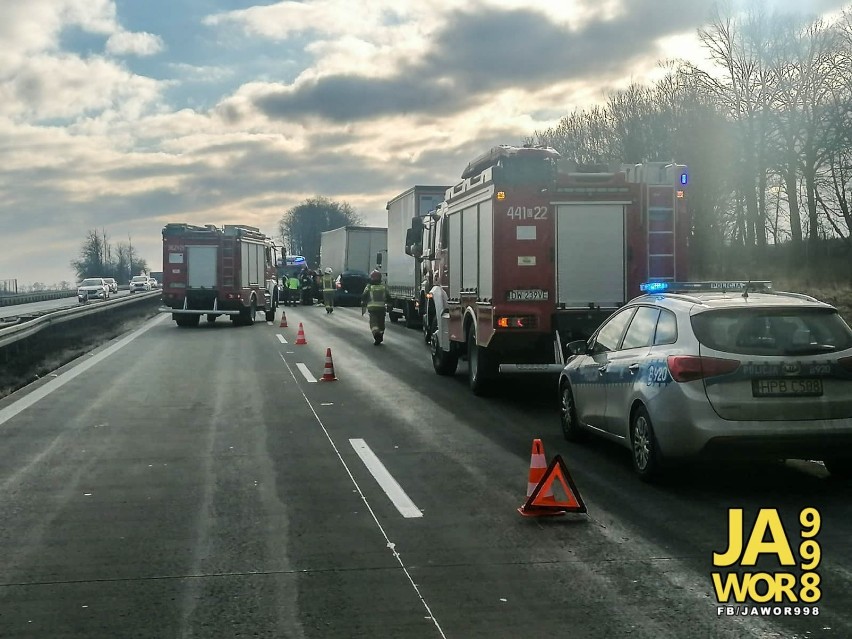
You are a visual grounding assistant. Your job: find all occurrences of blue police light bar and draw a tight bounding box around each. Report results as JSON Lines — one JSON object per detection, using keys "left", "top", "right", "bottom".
{"left": 680, "top": 172, "right": 688, "bottom": 185}
{"left": 640, "top": 281, "right": 772, "bottom": 293}
{"left": 640, "top": 281, "right": 670, "bottom": 292}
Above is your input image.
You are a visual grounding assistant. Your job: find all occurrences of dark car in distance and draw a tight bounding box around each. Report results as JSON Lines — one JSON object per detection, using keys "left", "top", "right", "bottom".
{"left": 333, "top": 270, "right": 370, "bottom": 306}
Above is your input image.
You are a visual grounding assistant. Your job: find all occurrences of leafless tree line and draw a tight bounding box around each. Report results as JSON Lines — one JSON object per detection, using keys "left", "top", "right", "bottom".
{"left": 528, "top": 4, "right": 852, "bottom": 280}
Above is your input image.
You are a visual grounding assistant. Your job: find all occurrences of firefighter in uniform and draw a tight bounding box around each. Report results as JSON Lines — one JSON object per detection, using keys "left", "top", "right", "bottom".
{"left": 321, "top": 267, "right": 336, "bottom": 314}
{"left": 361, "top": 270, "right": 391, "bottom": 344}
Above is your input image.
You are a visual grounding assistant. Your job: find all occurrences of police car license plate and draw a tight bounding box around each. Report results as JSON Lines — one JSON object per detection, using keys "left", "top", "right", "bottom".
{"left": 508, "top": 289, "right": 548, "bottom": 301}
{"left": 752, "top": 378, "right": 823, "bottom": 397}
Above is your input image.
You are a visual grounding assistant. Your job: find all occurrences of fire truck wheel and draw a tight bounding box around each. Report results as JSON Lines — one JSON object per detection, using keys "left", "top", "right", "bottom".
{"left": 176, "top": 315, "right": 200, "bottom": 328}
{"left": 467, "top": 329, "right": 496, "bottom": 396}
{"left": 430, "top": 332, "right": 458, "bottom": 376}
{"left": 388, "top": 311, "right": 401, "bottom": 323}
{"left": 424, "top": 308, "right": 435, "bottom": 345}
{"left": 237, "top": 299, "right": 256, "bottom": 326}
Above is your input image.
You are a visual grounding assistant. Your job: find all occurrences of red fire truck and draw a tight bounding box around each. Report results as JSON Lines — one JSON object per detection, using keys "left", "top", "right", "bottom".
{"left": 410, "top": 145, "right": 688, "bottom": 395}
{"left": 159, "top": 223, "right": 279, "bottom": 327}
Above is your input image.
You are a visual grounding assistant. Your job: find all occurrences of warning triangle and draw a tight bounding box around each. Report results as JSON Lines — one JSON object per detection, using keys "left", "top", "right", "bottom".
{"left": 522, "top": 455, "right": 586, "bottom": 514}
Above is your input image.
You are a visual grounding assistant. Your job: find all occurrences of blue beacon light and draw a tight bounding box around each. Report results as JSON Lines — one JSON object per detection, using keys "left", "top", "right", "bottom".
{"left": 640, "top": 281, "right": 670, "bottom": 293}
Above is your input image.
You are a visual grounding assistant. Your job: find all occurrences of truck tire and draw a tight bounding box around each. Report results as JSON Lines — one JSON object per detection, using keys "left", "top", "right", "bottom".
{"left": 424, "top": 306, "right": 435, "bottom": 345}
{"left": 388, "top": 311, "right": 401, "bottom": 323}
{"left": 176, "top": 315, "right": 200, "bottom": 328}
{"left": 404, "top": 301, "right": 420, "bottom": 329}
{"left": 467, "top": 328, "right": 496, "bottom": 396}
{"left": 237, "top": 299, "right": 256, "bottom": 326}
{"left": 430, "top": 331, "right": 458, "bottom": 375}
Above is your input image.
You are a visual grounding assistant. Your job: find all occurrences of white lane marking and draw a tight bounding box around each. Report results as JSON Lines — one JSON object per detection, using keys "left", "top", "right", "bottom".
{"left": 296, "top": 363, "right": 317, "bottom": 383}
{"left": 276, "top": 334, "right": 288, "bottom": 344}
{"left": 278, "top": 359, "right": 446, "bottom": 639}
{"left": 0, "top": 314, "right": 168, "bottom": 428}
{"left": 349, "top": 439, "right": 423, "bottom": 519}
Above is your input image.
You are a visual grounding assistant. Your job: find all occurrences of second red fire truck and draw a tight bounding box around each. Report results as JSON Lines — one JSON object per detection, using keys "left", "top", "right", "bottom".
{"left": 405, "top": 145, "right": 688, "bottom": 395}
{"left": 159, "top": 223, "right": 279, "bottom": 327}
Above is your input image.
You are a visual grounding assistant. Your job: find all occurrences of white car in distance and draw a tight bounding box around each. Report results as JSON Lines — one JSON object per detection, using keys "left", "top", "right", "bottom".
{"left": 77, "top": 278, "right": 110, "bottom": 303}
{"left": 129, "top": 275, "right": 152, "bottom": 293}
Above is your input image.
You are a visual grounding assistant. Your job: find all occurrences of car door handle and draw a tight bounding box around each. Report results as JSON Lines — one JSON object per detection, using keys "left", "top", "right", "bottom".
{"left": 598, "top": 365, "right": 608, "bottom": 374}
{"left": 628, "top": 363, "right": 640, "bottom": 372}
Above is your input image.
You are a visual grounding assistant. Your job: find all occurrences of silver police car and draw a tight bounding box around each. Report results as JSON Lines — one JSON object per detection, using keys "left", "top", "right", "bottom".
{"left": 558, "top": 281, "right": 852, "bottom": 481}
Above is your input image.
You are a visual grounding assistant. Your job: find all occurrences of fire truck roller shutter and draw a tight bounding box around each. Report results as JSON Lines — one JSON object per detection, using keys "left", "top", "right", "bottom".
{"left": 449, "top": 212, "right": 462, "bottom": 298}
{"left": 555, "top": 203, "right": 626, "bottom": 307}
{"left": 462, "top": 205, "right": 478, "bottom": 292}
{"left": 478, "top": 200, "right": 493, "bottom": 300}
{"left": 187, "top": 245, "right": 218, "bottom": 289}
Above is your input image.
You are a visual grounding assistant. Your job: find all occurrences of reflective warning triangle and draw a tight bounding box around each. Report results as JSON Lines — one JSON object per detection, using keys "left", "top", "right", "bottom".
{"left": 521, "top": 454, "right": 587, "bottom": 514}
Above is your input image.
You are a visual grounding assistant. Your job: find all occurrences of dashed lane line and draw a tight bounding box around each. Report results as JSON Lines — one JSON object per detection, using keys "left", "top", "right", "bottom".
{"left": 350, "top": 438, "right": 423, "bottom": 519}
{"left": 295, "top": 362, "right": 317, "bottom": 383}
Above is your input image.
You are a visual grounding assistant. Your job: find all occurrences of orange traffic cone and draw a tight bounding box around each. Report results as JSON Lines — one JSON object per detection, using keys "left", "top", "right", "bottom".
{"left": 524, "top": 439, "right": 552, "bottom": 500}
{"left": 319, "top": 347, "right": 337, "bottom": 381}
{"left": 279, "top": 312, "right": 288, "bottom": 328}
{"left": 295, "top": 322, "right": 307, "bottom": 345}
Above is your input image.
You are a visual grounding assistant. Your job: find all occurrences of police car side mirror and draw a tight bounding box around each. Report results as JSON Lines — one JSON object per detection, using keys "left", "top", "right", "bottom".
{"left": 567, "top": 340, "right": 588, "bottom": 356}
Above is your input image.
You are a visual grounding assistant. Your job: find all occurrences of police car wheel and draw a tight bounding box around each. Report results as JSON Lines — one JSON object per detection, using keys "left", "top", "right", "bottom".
{"left": 630, "top": 406, "right": 661, "bottom": 481}
{"left": 559, "top": 383, "right": 587, "bottom": 442}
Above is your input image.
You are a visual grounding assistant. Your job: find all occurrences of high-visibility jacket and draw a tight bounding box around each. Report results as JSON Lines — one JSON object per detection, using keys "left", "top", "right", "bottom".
{"left": 322, "top": 273, "right": 335, "bottom": 291}
{"left": 363, "top": 284, "right": 390, "bottom": 312}
{"left": 286, "top": 277, "right": 299, "bottom": 290}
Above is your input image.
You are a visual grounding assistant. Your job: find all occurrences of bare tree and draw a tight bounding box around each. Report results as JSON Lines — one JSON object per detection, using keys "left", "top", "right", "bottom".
{"left": 277, "top": 197, "right": 363, "bottom": 268}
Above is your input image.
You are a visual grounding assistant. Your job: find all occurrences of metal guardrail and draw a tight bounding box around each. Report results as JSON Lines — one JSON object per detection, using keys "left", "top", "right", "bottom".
{"left": 0, "top": 290, "right": 77, "bottom": 306}
{"left": 0, "top": 290, "right": 161, "bottom": 349}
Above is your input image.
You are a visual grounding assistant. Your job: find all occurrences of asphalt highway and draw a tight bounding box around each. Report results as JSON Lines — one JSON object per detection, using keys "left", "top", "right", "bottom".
{"left": 0, "top": 303, "right": 849, "bottom": 638}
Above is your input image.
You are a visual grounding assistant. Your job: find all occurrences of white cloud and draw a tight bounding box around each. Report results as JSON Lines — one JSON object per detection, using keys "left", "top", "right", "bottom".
{"left": 106, "top": 31, "right": 165, "bottom": 57}
{"left": 0, "top": 54, "right": 165, "bottom": 121}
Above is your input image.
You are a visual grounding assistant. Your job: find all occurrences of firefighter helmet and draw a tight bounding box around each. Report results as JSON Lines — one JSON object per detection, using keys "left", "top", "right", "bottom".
{"left": 370, "top": 270, "right": 382, "bottom": 282}
{"left": 324, "top": 267, "right": 332, "bottom": 274}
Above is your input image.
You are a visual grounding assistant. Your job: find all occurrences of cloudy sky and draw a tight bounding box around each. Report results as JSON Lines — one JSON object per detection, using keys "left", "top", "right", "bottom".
{"left": 1, "top": 0, "right": 846, "bottom": 285}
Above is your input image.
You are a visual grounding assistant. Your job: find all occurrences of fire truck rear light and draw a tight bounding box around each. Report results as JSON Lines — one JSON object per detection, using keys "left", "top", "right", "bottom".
{"left": 497, "top": 316, "right": 536, "bottom": 329}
